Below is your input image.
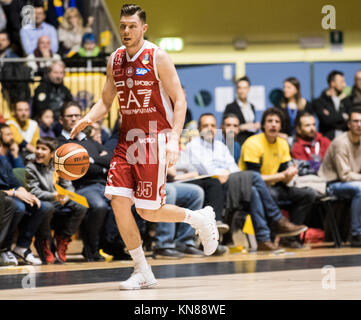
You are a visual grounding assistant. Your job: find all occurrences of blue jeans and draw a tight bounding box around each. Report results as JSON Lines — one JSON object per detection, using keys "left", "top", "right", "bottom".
{"left": 155, "top": 183, "right": 205, "bottom": 250}
{"left": 249, "top": 172, "right": 284, "bottom": 242}
{"left": 328, "top": 181, "right": 361, "bottom": 236}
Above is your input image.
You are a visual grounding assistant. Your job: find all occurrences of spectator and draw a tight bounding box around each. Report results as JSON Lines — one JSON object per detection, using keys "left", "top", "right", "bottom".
{"left": 67, "top": 32, "right": 107, "bottom": 68}
{"left": 0, "top": 154, "right": 45, "bottom": 265}
{"left": 276, "top": 77, "right": 312, "bottom": 143}
{"left": 0, "top": 123, "right": 24, "bottom": 168}
{"left": 57, "top": 101, "right": 112, "bottom": 261}
{"left": 26, "top": 137, "right": 86, "bottom": 264}
{"left": 342, "top": 70, "right": 361, "bottom": 111}
{"left": 185, "top": 113, "right": 236, "bottom": 230}
{"left": 58, "top": 7, "right": 92, "bottom": 57}
{"left": 20, "top": 4, "right": 58, "bottom": 55}
{"left": 318, "top": 107, "right": 361, "bottom": 247}
{"left": 0, "top": 30, "right": 31, "bottom": 106}
{"left": 292, "top": 111, "right": 331, "bottom": 175}
{"left": 221, "top": 113, "right": 241, "bottom": 164}
{"left": 1, "top": 0, "right": 27, "bottom": 55}
{"left": 6, "top": 100, "right": 39, "bottom": 158}
{"left": 0, "top": 191, "right": 15, "bottom": 265}
{"left": 0, "top": 30, "right": 17, "bottom": 61}
{"left": 223, "top": 76, "right": 260, "bottom": 146}
{"left": 153, "top": 182, "right": 205, "bottom": 259}
{"left": 313, "top": 70, "right": 348, "bottom": 140}
{"left": 32, "top": 60, "right": 73, "bottom": 130}
{"left": 240, "top": 107, "right": 317, "bottom": 249}
{"left": 26, "top": 35, "right": 61, "bottom": 77}
{"left": 37, "top": 108, "right": 56, "bottom": 138}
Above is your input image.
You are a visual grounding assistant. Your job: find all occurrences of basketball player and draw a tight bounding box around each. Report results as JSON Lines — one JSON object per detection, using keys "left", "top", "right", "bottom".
{"left": 70, "top": 4, "right": 219, "bottom": 290}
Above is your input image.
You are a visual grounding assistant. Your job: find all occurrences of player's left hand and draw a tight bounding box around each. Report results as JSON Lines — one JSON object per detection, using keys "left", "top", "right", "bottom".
{"left": 166, "top": 137, "right": 179, "bottom": 168}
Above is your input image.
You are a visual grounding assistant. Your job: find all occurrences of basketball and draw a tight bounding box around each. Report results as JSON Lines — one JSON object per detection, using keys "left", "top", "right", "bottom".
{"left": 54, "top": 143, "right": 90, "bottom": 181}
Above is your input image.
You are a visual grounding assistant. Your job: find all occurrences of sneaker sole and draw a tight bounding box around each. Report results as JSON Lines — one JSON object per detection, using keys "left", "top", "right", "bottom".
{"left": 153, "top": 255, "right": 184, "bottom": 260}
{"left": 277, "top": 226, "right": 308, "bottom": 238}
{"left": 217, "top": 225, "right": 230, "bottom": 234}
{"left": 119, "top": 280, "right": 158, "bottom": 290}
{"left": 200, "top": 207, "right": 219, "bottom": 256}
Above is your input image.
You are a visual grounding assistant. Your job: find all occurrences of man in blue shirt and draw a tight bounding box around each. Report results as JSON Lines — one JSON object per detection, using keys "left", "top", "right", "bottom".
{"left": 221, "top": 113, "right": 242, "bottom": 164}
{"left": 20, "top": 4, "right": 58, "bottom": 55}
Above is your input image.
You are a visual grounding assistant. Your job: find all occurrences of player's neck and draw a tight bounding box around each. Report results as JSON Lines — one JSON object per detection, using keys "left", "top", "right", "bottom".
{"left": 126, "top": 39, "right": 145, "bottom": 59}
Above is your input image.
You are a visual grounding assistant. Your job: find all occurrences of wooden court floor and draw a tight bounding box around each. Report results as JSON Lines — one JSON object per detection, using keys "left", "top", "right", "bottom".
{"left": 1, "top": 241, "right": 361, "bottom": 300}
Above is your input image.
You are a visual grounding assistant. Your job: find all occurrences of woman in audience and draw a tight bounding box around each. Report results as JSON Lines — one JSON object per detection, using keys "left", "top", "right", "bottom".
{"left": 37, "top": 108, "right": 56, "bottom": 138}
{"left": 276, "top": 77, "right": 312, "bottom": 143}
{"left": 57, "top": 7, "right": 93, "bottom": 57}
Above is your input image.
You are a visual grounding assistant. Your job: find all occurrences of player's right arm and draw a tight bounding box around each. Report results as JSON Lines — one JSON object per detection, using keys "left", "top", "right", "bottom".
{"left": 70, "top": 56, "right": 117, "bottom": 139}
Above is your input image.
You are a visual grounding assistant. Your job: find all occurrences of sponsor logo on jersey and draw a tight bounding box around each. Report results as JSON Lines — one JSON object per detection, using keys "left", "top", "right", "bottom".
{"left": 126, "top": 66, "right": 134, "bottom": 76}
{"left": 136, "top": 68, "right": 150, "bottom": 76}
{"left": 126, "top": 78, "right": 134, "bottom": 89}
{"left": 134, "top": 80, "right": 154, "bottom": 86}
{"left": 142, "top": 53, "right": 150, "bottom": 65}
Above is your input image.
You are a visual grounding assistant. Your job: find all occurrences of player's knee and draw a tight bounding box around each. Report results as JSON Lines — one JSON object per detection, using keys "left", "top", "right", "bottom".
{"left": 136, "top": 208, "right": 159, "bottom": 221}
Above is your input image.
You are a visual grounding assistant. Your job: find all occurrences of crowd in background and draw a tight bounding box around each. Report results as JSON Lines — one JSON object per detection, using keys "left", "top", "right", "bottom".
{"left": 1, "top": 0, "right": 361, "bottom": 266}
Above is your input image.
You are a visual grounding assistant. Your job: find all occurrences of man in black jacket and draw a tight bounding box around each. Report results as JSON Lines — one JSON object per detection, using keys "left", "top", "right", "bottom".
{"left": 32, "top": 61, "right": 73, "bottom": 135}
{"left": 312, "top": 70, "right": 348, "bottom": 140}
{"left": 342, "top": 70, "right": 361, "bottom": 112}
{"left": 57, "top": 101, "right": 112, "bottom": 261}
{"left": 223, "top": 76, "right": 260, "bottom": 145}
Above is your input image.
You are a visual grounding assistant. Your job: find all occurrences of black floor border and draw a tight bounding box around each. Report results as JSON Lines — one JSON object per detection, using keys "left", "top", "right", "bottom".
{"left": 1, "top": 254, "right": 361, "bottom": 290}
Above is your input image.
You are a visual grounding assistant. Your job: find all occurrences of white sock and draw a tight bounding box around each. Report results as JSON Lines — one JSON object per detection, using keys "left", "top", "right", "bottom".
{"left": 183, "top": 208, "right": 205, "bottom": 227}
{"left": 129, "top": 245, "right": 148, "bottom": 271}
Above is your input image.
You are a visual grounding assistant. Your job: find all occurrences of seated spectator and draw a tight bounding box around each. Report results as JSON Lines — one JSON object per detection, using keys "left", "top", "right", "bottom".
{"left": 223, "top": 76, "right": 260, "bottom": 146}
{"left": 26, "top": 137, "right": 86, "bottom": 264}
{"left": 67, "top": 33, "right": 107, "bottom": 68}
{"left": 0, "top": 191, "right": 16, "bottom": 266}
{"left": 313, "top": 70, "right": 348, "bottom": 140}
{"left": 37, "top": 108, "right": 56, "bottom": 138}
{"left": 221, "top": 113, "right": 241, "bottom": 164}
{"left": 153, "top": 182, "right": 205, "bottom": 259}
{"left": 26, "top": 35, "right": 61, "bottom": 77}
{"left": 186, "top": 113, "right": 305, "bottom": 251}
{"left": 0, "top": 31, "right": 31, "bottom": 106}
{"left": 57, "top": 101, "right": 112, "bottom": 261}
{"left": 32, "top": 60, "right": 73, "bottom": 133}
{"left": 19, "top": 4, "right": 58, "bottom": 56}
{"left": 0, "top": 123, "right": 24, "bottom": 168}
{"left": 185, "top": 113, "right": 237, "bottom": 230}
{"left": 292, "top": 111, "right": 331, "bottom": 175}
{"left": 6, "top": 100, "right": 39, "bottom": 158}
{"left": 58, "top": 7, "right": 92, "bottom": 57}
{"left": 0, "top": 30, "right": 17, "bottom": 60}
{"left": 240, "top": 107, "right": 317, "bottom": 249}
{"left": 0, "top": 154, "right": 45, "bottom": 265}
{"left": 276, "top": 77, "right": 312, "bottom": 144}
{"left": 342, "top": 70, "right": 361, "bottom": 111}
{"left": 318, "top": 107, "right": 361, "bottom": 247}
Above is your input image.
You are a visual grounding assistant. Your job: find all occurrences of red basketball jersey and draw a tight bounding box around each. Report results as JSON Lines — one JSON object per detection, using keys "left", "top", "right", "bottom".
{"left": 111, "top": 40, "right": 173, "bottom": 135}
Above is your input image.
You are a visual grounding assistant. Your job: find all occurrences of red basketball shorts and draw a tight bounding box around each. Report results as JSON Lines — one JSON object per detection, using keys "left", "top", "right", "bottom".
{"left": 104, "top": 132, "right": 168, "bottom": 210}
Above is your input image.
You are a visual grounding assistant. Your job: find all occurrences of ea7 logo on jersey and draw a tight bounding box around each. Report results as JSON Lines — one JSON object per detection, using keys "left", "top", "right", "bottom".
{"left": 136, "top": 68, "right": 150, "bottom": 76}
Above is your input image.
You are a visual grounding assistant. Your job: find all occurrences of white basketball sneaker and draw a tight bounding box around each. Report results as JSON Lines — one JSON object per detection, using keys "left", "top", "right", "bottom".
{"left": 193, "top": 206, "right": 219, "bottom": 256}
{"left": 119, "top": 264, "right": 157, "bottom": 290}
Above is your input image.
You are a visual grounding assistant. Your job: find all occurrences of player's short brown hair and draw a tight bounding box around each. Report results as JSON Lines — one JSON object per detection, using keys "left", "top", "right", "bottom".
{"left": 120, "top": 4, "right": 146, "bottom": 23}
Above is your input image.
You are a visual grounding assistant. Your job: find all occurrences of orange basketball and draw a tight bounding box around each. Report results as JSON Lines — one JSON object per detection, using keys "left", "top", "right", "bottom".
{"left": 54, "top": 143, "right": 90, "bottom": 181}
